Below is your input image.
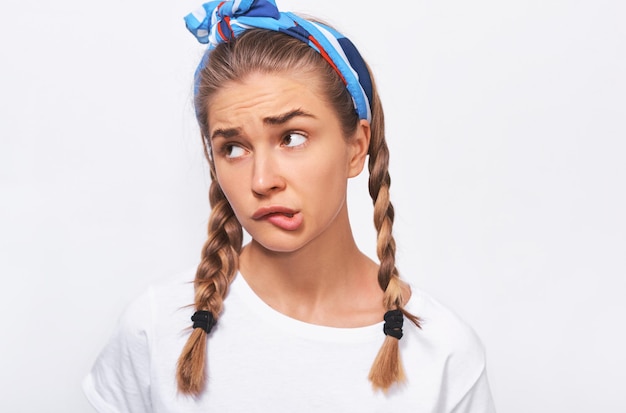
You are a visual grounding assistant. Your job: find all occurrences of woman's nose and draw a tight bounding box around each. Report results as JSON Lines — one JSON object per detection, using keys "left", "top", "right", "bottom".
{"left": 251, "top": 151, "right": 285, "bottom": 197}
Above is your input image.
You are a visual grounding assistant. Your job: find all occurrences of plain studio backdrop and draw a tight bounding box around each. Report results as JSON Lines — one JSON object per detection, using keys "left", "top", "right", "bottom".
{"left": 1, "top": 0, "right": 624, "bottom": 412}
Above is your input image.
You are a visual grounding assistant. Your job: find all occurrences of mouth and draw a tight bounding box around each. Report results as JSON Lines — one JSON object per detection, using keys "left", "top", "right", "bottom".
{"left": 252, "top": 206, "right": 303, "bottom": 231}
{"left": 252, "top": 206, "right": 298, "bottom": 220}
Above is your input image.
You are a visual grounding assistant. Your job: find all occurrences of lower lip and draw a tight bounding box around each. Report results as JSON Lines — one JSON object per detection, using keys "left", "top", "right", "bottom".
{"left": 264, "top": 212, "right": 303, "bottom": 231}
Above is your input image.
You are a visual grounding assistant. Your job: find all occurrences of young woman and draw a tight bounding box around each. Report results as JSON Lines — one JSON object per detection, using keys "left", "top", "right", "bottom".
{"left": 83, "top": 1, "right": 496, "bottom": 411}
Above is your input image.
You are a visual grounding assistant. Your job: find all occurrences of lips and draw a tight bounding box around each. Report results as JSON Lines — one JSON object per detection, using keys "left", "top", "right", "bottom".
{"left": 252, "top": 206, "right": 303, "bottom": 231}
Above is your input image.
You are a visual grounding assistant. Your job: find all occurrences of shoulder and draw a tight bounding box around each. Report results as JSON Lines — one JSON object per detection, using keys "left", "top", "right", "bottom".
{"left": 90, "top": 267, "right": 196, "bottom": 361}
{"left": 116, "top": 268, "right": 196, "bottom": 336}
{"left": 406, "top": 286, "right": 486, "bottom": 362}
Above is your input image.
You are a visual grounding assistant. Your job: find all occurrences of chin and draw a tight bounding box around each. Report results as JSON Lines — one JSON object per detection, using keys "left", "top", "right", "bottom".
{"left": 248, "top": 232, "right": 311, "bottom": 255}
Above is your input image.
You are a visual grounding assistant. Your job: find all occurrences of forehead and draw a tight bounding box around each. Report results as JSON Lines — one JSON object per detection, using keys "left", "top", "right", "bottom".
{"left": 207, "top": 72, "right": 327, "bottom": 127}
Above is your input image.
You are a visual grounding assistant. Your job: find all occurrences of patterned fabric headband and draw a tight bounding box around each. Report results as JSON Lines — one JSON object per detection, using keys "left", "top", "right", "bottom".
{"left": 184, "top": 0, "right": 373, "bottom": 122}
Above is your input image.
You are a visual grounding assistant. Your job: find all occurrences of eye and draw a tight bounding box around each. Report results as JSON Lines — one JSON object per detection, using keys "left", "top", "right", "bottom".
{"left": 223, "top": 144, "right": 247, "bottom": 159}
{"left": 282, "top": 132, "right": 308, "bottom": 148}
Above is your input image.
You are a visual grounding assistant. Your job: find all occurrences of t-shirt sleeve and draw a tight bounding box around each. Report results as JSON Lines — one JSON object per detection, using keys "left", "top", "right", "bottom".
{"left": 445, "top": 326, "right": 496, "bottom": 413}
{"left": 450, "top": 366, "right": 496, "bottom": 413}
{"left": 83, "top": 289, "right": 155, "bottom": 413}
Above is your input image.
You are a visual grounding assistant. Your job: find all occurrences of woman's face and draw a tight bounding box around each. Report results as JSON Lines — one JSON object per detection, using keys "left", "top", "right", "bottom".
{"left": 207, "top": 71, "right": 370, "bottom": 253}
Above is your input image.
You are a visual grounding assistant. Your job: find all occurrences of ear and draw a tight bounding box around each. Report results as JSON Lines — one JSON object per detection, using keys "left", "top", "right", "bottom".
{"left": 348, "top": 119, "right": 371, "bottom": 178}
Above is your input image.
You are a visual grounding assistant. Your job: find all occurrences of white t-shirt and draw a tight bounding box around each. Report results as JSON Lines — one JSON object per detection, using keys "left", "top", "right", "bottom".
{"left": 83, "top": 270, "right": 495, "bottom": 412}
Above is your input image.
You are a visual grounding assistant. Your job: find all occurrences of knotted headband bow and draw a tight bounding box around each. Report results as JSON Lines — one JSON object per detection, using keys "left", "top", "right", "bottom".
{"left": 184, "top": 0, "right": 373, "bottom": 121}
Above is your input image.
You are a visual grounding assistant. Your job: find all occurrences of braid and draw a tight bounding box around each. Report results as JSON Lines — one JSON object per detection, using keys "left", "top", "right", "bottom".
{"left": 366, "top": 82, "right": 421, "bottom": 391}
{"left": 176, "top": 172, "right": 243, "bottom": 395}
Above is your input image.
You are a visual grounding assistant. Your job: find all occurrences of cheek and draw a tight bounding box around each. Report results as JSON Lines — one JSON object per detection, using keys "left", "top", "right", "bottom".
{"left": 214, "top": 168, "right": 245, "bottom": 212}
{"left": 300, "top": 152, "right": 349, "bottom": 197}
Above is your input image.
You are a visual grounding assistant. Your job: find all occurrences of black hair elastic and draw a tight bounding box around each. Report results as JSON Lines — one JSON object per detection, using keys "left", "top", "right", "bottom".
{"left": 191, "top": 310, "right": 216, "bottom": 334}
{"left": 383, "top": 309, "right": 404, "bottom": 340}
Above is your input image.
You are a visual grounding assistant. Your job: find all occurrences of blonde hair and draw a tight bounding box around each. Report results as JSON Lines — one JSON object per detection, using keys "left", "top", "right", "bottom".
{"left": 177, "top": 28, "right": 420, "bottom": 395}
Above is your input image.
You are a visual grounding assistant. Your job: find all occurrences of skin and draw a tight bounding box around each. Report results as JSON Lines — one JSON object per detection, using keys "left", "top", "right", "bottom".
{"left": 208, "top": 71, "right": 385, "bottom": 327}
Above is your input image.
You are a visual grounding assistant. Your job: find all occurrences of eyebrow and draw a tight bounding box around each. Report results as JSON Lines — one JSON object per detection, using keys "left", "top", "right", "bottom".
{"left": 210, "top": 127, "right": 242, "bottom": 141}
{"left": 210, "top": 109, "right": 315, "bottom": 141}
{"left": 263, "top": 109, "right": 316, "bottom": 125}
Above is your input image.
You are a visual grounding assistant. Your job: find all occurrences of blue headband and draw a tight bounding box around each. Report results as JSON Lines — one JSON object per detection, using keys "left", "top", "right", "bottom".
{"left": 184, "top": 0, "right": 373, "bottom": 122}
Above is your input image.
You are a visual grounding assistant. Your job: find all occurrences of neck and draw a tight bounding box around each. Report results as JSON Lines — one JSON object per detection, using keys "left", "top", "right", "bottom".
{"left": 238, "top": 206, "right": 383, "bottom": 327}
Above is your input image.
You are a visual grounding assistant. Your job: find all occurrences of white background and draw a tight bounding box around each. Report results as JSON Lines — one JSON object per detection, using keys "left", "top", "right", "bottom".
{"left": 1, "top": 0, "right": 624, "bottom": 412}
